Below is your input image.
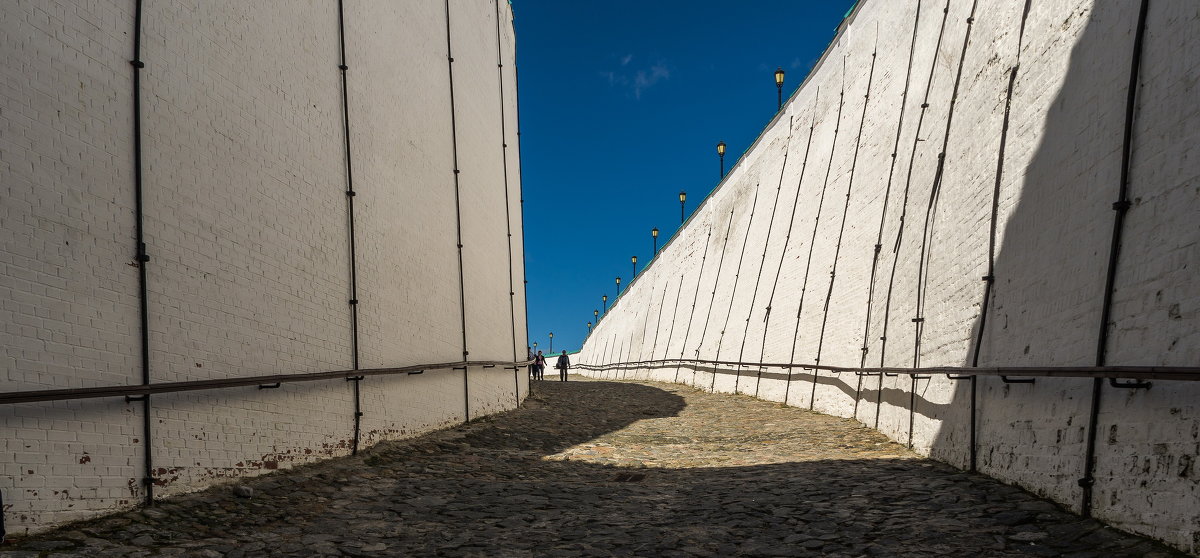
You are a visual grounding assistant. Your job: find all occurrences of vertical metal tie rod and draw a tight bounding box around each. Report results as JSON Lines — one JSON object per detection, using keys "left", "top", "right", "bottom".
{"left": 336, "top": 0, "right": 365, "bottom": 457}
{"left": 814, "top": 51, "right": 879, "bottom": 410}
{"left": 857, "top": 6, "right": 920, "bottom": 429}
{"left": 675, "top": 226, "right": 713, "bottom": 384}
{"left": 444, "top": 0, "right": 471, "bottom": 422}
{"left": 876, "top": 0, "right": 949, "bottom": 441}
{"left": 659, "top": 275, "right": 685, "bottom": 379}
{"left": 1081, "top": 0, "right": 1153, "bottom": 518}
{"left": 494, "top": 0, "right": 521, "bottom": 406}
{"left": 695, "top": 210, "right": 735, "bottom": 391}
{"left": 712, "top": 184, "right": 762, "bottom": 393}
{"left": 735, "top": 117, "right": 795, "bottom": 395}
{"left": 789, "top": 78, "right": 845, "bottom": 410}
{"left": 907, "top": 0, "right": 980, "bottom": 450}
{"left": 129, "top": 0, "right": 155, "bottom": 505}
{"left": 970, "top": 0, "right": 1034, "bottom": 470}
{"left": 757, "top": 95, "right": 820, "bottom": 400}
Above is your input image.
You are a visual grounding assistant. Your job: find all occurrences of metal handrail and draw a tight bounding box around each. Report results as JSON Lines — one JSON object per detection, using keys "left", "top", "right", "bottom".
{"left": 0, "top": 359, "right": 534, "bottom": 405}
{"left": 574, "top": 357, "right": 1200, "bottom": 383}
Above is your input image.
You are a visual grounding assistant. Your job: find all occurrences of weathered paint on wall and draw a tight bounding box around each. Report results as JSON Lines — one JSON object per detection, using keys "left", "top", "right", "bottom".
{"left": 579, "top": 0, "right": 1199, "bottom": 552}
{"left": 0, "top": 0, "right": 527, "bottom": 532}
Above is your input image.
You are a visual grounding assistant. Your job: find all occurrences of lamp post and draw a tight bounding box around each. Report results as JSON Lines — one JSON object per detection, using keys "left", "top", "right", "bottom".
{"left": 533, "top": 341, "right": 538, "bottom": 352}
{"left": 717, "top": 141, "right": 727, "bottom": 178}
{"left": 775, "top": 67, "right": 785, "bottom": 111}
{"left": 631, "top": 255, "right": 637, "bottom": 277}
{"left": 651, "top": 227, "right": 659, "bottom": 255}
{"left": 615, "top": 276, "right": 621, "bottom": 295}
{"left": 602, "top": 295, "right": 608, "bottom": 313}
{"left": 549, "top": 332, "right": 553, "bottom": 353}
{"left": 587, "top": 321, "right": 592, "bottom": 333}
{"left": 679, "top": 191, "right": 687, "bottom": 224}
{"left": 594, "top": 309, "right": 599, "bottom": 322}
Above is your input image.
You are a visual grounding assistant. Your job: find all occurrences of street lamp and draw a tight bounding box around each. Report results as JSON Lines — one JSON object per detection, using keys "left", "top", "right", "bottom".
{"left": 602, "top": 294, "right": 608, "bottom": 313}
{"left": 533, "top": 341, "right": 538, "bottom": 352}
{"left": 549, "top": 332, "right": 553, "bottom": 353}
{"left": 775, "top": 67, "right": 785, "bottom": 111}
{"left": 651, "top": 227, "right": 659, "bottom": 255}
{"left": 679, "top": 191, "right": 687, "bottom": 224}
{"left": 631, "top": 255, "right": 637, "bottom": 277}
{"left": 717, "top": 141, "right": 727, "bottom": 178}
{"left": 587, "top": 321, "right": 592, "bottom": 333}
{"left": 615, "top": 276, "right": 621, "bottom": 295}
{"left": 594, "top": 309, "right": 599, "bottom": 322}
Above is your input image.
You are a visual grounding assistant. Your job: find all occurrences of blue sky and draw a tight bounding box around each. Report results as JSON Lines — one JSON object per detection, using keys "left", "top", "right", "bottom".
{"left": 515, "top": 0, "right": 858, "bottom": 354}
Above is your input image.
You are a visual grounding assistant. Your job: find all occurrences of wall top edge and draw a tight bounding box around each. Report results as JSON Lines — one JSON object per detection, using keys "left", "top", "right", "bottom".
{"left": 600, "top": 0, "right": 869, "bottom": 320}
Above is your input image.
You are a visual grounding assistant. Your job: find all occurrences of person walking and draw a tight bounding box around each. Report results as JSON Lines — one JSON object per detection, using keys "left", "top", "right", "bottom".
{"left": 555, "top": 350, "right": 570, "bottom": 382}
{"left": 534, "top": 350, "right": 547, "bottom": 381}
{"left": 527, "top": 346, "right": 535, "bottom": 381}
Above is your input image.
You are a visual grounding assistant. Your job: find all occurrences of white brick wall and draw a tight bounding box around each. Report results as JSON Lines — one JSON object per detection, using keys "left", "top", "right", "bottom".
{"left": 1, "top": 0, "right": 527, "bottom": 534}
{"left": 579, "top": 0, "right": 1199, "bottom": 553}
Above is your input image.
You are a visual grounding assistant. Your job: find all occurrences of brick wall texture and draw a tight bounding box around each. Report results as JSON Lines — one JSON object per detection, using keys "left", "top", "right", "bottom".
{"left": 579, "top": 0, "right": 1199, "bottom": 553}
{"left": 1, "top": 0, "right": 528, "bottom": 533}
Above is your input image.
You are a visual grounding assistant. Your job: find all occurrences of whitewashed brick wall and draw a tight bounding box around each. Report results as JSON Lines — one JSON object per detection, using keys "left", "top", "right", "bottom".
{"left": 580, "top": 0, "right": 1199, "bottom": 553}
{"left": 1, "top": 0, "right": 528, "bottom": 533}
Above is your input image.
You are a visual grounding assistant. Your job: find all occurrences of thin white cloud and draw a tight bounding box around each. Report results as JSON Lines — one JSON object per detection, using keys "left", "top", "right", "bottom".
{"left": 633, "top": 63, "right": 670, "bottom": 99}
{"left": 602, "top": 57, "right": 670, "bottom": 100}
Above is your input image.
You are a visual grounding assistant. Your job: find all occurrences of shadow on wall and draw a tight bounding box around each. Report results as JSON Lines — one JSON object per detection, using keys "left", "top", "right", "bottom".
{"left": 575, "top": 2, "right": 1197, "bottom": 551}
{"left": 925, "top": 0, "right": 1187, "bottom": 531}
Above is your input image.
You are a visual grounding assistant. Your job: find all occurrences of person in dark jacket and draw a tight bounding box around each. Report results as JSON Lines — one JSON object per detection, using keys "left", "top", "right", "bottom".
{"left": 534, "top": 351, "right": 547, "bottom": 380}
{"left": 555, "top": 351, "right": 570, "bottom": 382}
{"left": 527, "top": 346, "right": 535, "bottom": 380}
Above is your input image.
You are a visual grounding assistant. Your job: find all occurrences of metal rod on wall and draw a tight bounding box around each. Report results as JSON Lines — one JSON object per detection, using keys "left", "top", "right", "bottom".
{"left": 734, "top": 118, "right": 795, "bottom": 395}
{"left": 907, "top": 0, "right": 978, "bottom": 449}
{"left": 0, "top": 360, "right": 537, "bottom": 406}
{"left": 855, "top": 8, "right": 919, "bottom": 428}
{"left": 693, "top": 210, "right": 735, "bottom": 390}
{"left": 335, "top": 0, "right": 365, "bottom": 457}
{"left": 900, "top": 0, "right": 951, "bottom": 446}
{"left": 646, "top": 277, "right": 675, "bottom": 375}
{"left": 511, "top": 35, "right": 531, "bottom": 382}
{"left": 969, "top": 0, "right": 1032, "bottom": 472}
{"left": 573, "top": 358, "right": 1200, "bottom": 383}
{"left": 128, "top": 0, "right": 155, "bottom": 506}
{"left": 494, "top": 0, "right": 521, "bottom": 407}
{"left": 674, "top": 225, "right": 714, "bottom": 384}
{"left": 786, "top": 79, "right": 845, "bottom": 409}
{"left": 755, "top": 96, "right": 820, "bottom": 399}
{"left": 804, "top": 65, "right": 851, "bottom": 410}
{"left": 815, "top": 50, "right": 877, "bottom": 413}
{"left": 915, "top": 8, "right": 978, "bottom": 380}
{"left": 598, "top": 335, "right": 612, "bottom": 380}
{"left": 711, "top": 183, "right": 762, "bottom": 393}
{"left": 658, "top": 275, "right": 686, "bottom": 368}
{"left": 632, "top": 284, "right": 661, "bottom": 379}
{"left": 875, "top": 0, "right": 949, "bottom": 437}
{"left": 444, "top": 0, "right": 472, "bottom": 422}
{"left": 1082, "top": 0, "right": 1153, "bottom": 518}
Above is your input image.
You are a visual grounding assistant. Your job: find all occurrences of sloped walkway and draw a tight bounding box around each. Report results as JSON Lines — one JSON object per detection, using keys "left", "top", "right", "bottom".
{"left": 3, "top": 377, "right": 1184, "bottom": 557}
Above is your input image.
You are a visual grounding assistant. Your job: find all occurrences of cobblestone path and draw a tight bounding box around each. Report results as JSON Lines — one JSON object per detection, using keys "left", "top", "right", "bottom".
{"left": 3, "top": 377, "right": 1185, "bottom": 557}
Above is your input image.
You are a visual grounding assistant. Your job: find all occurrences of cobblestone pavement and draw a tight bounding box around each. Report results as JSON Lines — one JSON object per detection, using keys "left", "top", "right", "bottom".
{"left": 3, "top": 377, "right": 1186, "bottom": 557}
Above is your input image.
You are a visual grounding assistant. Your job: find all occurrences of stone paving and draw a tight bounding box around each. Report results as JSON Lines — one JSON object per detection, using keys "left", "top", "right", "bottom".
{"left": 2, "top": 377, "right": 1186, "bottom": 557}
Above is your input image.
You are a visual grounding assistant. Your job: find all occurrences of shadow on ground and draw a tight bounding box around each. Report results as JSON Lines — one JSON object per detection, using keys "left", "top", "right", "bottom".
{"left": 4, "top": 379, "right": 1185, "bottom": 557}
